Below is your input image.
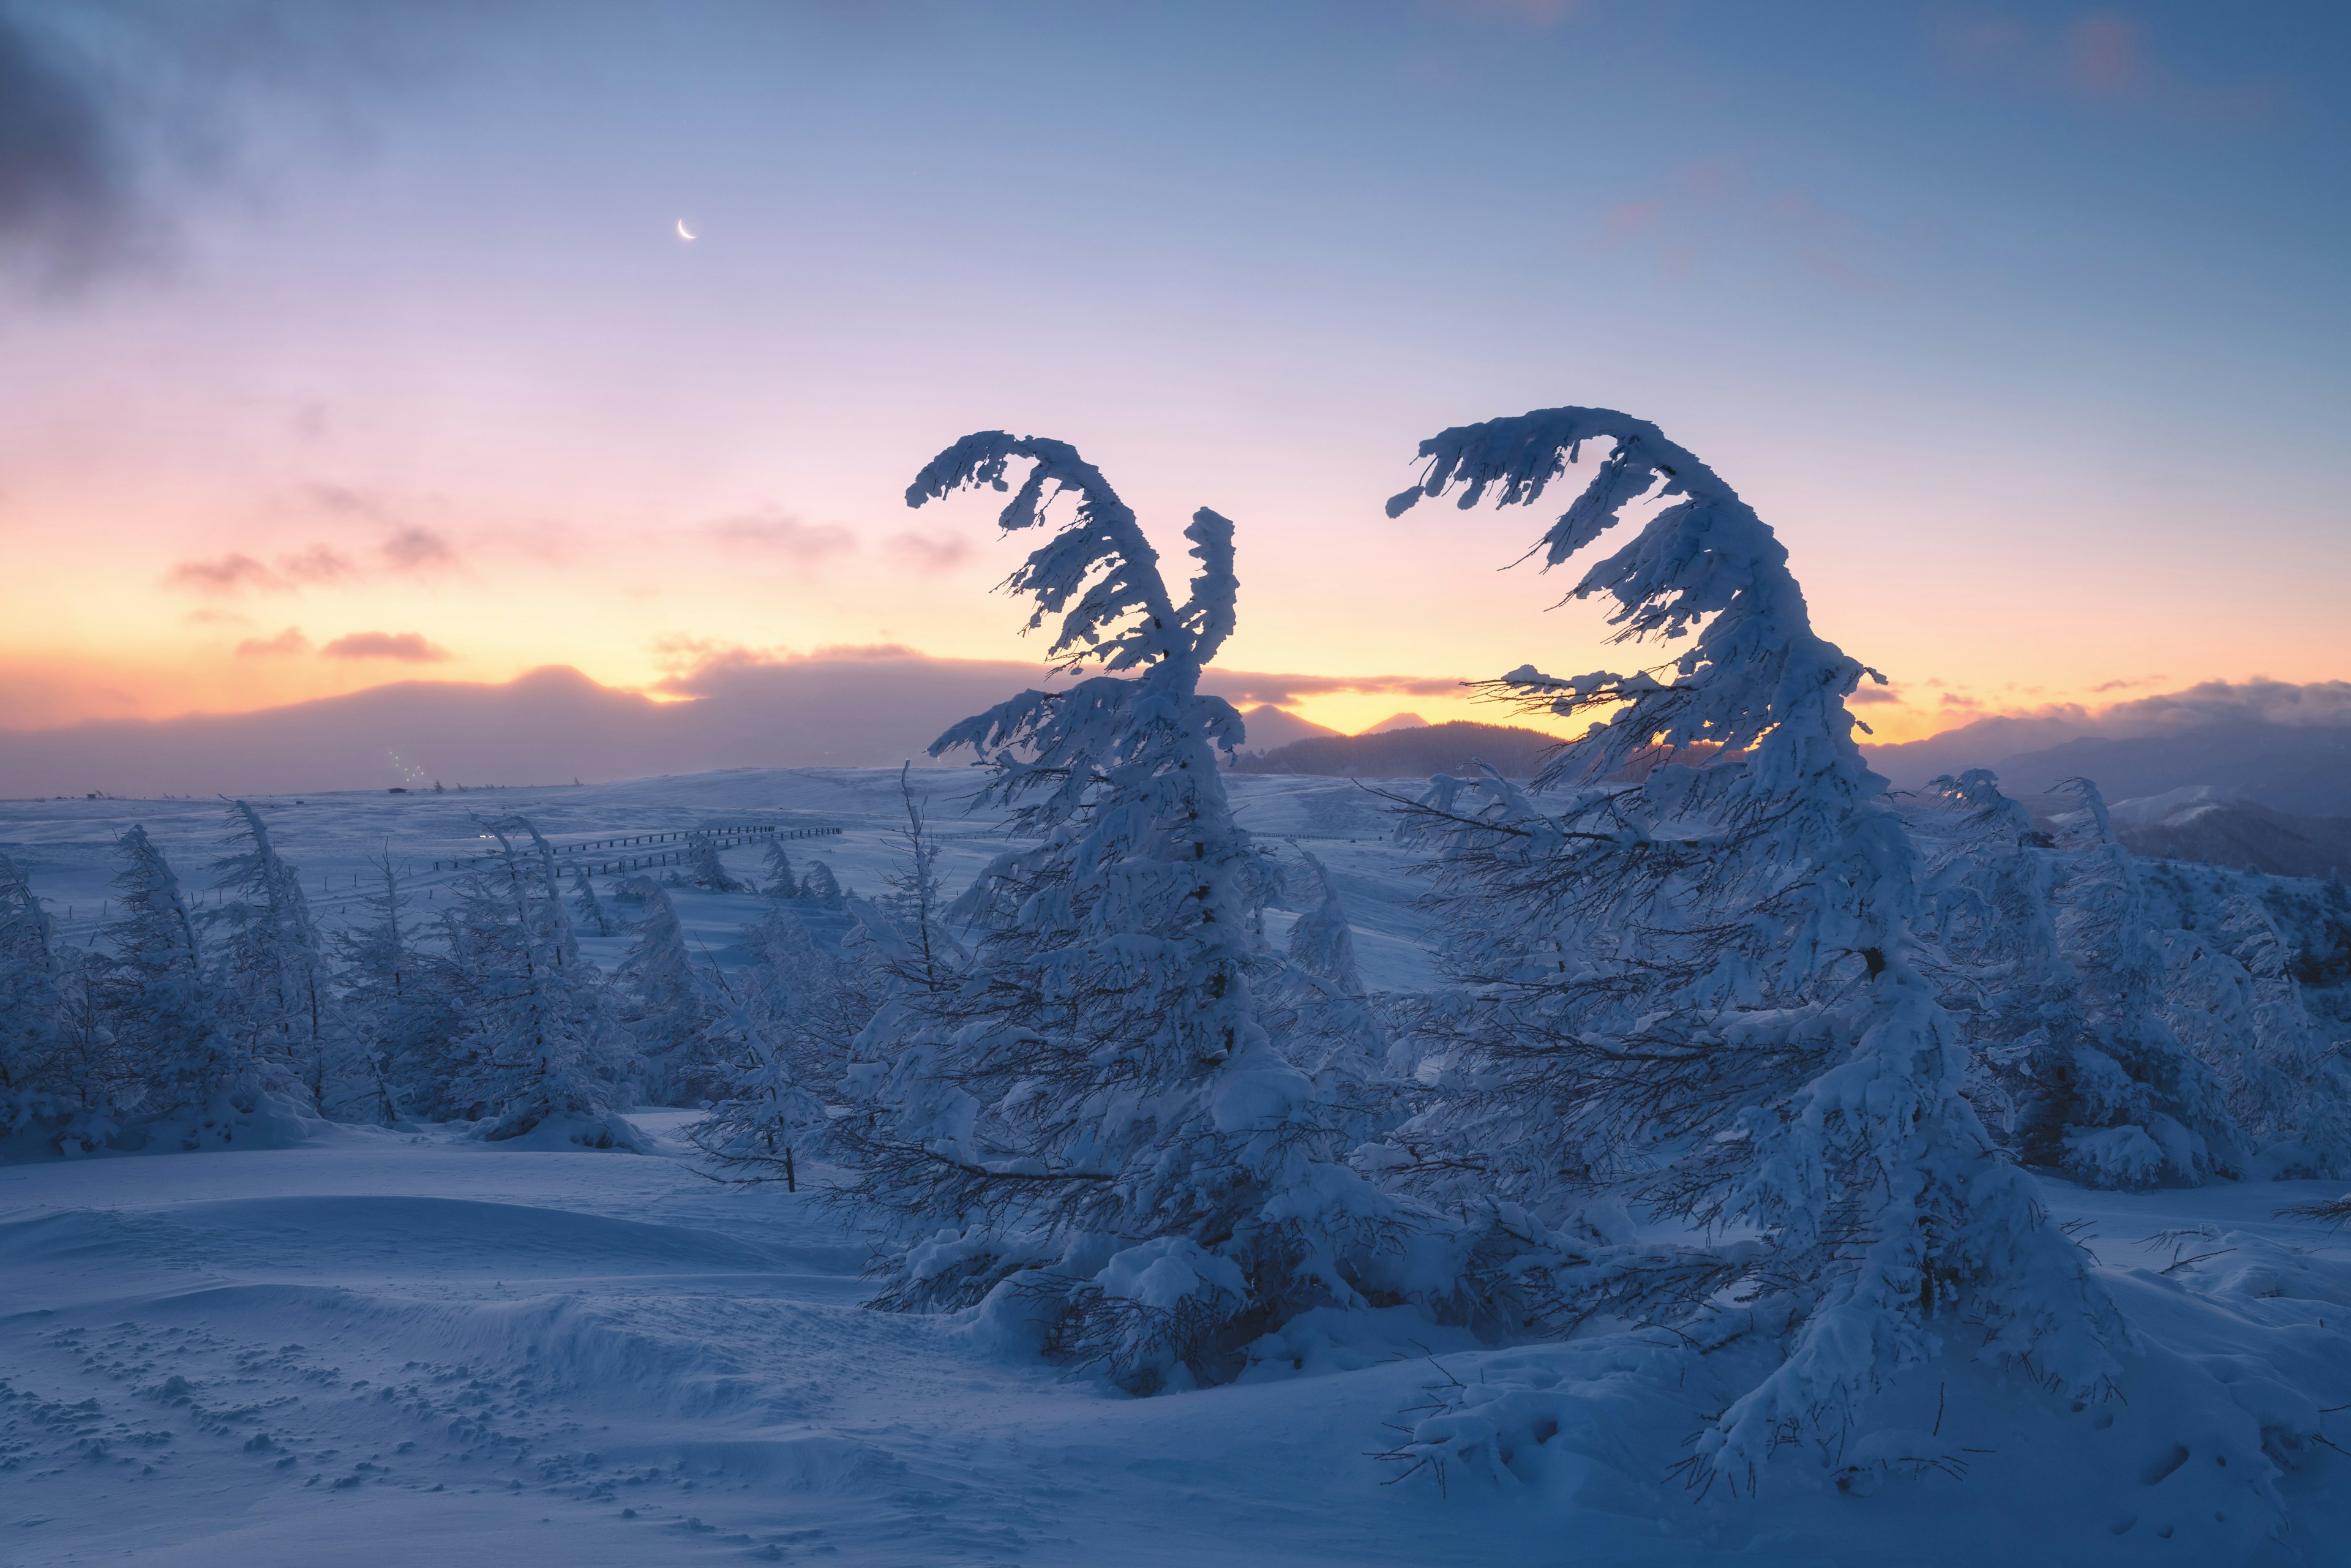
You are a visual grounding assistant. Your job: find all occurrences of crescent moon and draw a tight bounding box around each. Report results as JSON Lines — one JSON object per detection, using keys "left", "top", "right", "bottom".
{"left": 676, "top": 219, "right": 697, "bottom": 241}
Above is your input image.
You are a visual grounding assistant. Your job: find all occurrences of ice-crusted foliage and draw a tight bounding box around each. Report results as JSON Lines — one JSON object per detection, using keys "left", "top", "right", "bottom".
{"left": 839, "top": 432, "right": 1414, "bottom": 1392}
{"left": 0, "top": 852, "right": 65, "bottom": 1132}
{"left": 210, "top": 801, "right": 343, "bottom": 1110}
{"left": 2162, "top": 892, "right": 2351, "bottom": 1176}
{"left": 760, "top": 839, "right": 797, "bottom": 899}
{"left": 688, "top": 833, "right": 744, "bottom": 893}
{"left": 331, "top": 849, "right": 446, "bottom": 1124}
{"left": 1901, "top": 771, "right": 2082, "bottom": 1153}
{"left": 434, "top": 816, "right": 636, "bottom": 1143}
{"left": 99, "top": 828, "right": 246, "bottom": 1124}
{"left": 616, "top": 879, "right": 723, "bottom": 1105}
{"left": 1267, "top": 849, "right": 1393, "bottom": 1140}
{"left": 1381, "top": 405, "right": 2123, "bottom": 1488}
{"left": 570, "top": 868, "right": 616, "bottom": 937}
{"left": 686, "top": 907, "right": 853, "bottom": 1190}
{"left": 2041, "top": 779, "right": 2246, "bottom": 1187}
{"left": 799, "top": 859, "right": 844, "bottom": 909}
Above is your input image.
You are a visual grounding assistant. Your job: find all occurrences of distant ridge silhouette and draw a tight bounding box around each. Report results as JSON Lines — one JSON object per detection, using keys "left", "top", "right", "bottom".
{"left": 1232, "top": 719, "right": 1559, "bottom": 779}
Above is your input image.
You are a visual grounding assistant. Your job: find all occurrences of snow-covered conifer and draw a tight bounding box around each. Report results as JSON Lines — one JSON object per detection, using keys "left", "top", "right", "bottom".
{"left": 210, "top": 801, "right": 341, "bottom": 1109}
{"left": 2162, "top": 891, "right": 2351, "bottom": 1175}
{"left": 333, "top": 849, "right": 452, "bottom": 1123}
{"left": 688, "top": 833, "right": 744, "bottom": 893}
{"left": 799, "top": 859, "right": 843, "bottom": 909}
{"left": 435, "top": 816, "right": 636, "bottom": 1142}
{"left": 2037, "top": 779, "right": 2246, "bottom": 1186}
{"left": 571, "top": 867, "right": 616, "bottom": 936}
{"left": 837, "top": 432, "right": 1412, "bottom": 1392}
{"left": 1268, "top": 849, "right": 1392, "bottom": 1137}
{"left": 100, "top": 825, "right": 286, "bottom": 1144}
{"left": 761, "top": 838, "right": 797, "bottom": 899}
{"left": 0, "top": 852, "right": 64, "bottom": 1133}
{"left": 1382, "top": 406, "right": 2121, "bottom": 1488}
{"left": 616, "top": 879, "right": 723, "bottom": 1105}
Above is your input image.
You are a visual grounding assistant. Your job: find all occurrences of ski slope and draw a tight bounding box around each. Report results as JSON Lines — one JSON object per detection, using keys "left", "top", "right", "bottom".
{"left": 7, "top": 769, "right": 2351, "bottom": 1565}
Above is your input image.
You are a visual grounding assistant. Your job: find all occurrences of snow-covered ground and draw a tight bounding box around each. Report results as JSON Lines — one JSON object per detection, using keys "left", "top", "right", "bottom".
{"left": 8, "top": 770, "right": 2351, "bottom": 1564}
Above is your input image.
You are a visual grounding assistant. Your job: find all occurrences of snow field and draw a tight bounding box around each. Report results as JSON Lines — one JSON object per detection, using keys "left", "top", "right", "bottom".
{"left": 6, "top": 769, "right": 2351, "bottom": 1562}
{"left": 6, "top": 1114, "right": 2351, "bottom": 1564}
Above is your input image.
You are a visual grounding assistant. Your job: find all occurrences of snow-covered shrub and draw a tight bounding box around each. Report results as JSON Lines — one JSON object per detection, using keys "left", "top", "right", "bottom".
{"left": 1380, "top": 405, "right": 2123, "bottom": 1489}
{"left": 837, "top": 431, "right": 1418, "bottom": 1392}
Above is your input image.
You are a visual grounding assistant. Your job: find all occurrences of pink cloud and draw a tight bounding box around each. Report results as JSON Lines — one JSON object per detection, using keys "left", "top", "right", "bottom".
{"left": 167, "top": 553, "right": 283, "bottom": 595}
{"left": 702, "top": 509, "right": 857, "bottom": 564}
{"left": 380, "top": 525, "right": 458, "bottom": 572}
{"left": 236, "top": 627, "right": 312, "bottom": 658}
{"left": 321, "top": 631, "right": 449, "bottom": 662}
{"left": 886, "top": 530, "right": 973, "bottom": 574}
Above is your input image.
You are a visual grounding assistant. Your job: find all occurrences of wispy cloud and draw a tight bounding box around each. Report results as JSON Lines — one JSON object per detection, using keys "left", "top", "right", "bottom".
{"left": 321, "top": 631, "right": 448, "bottom": 662}
{"left": 702, "top": 508, "right": 857, "bottom": 564}
{"left": 885, "top": 530, "right": 972, "bottom": 574}
{"left": 167, "top": 553, "right": 285, "bottom": 595}
{"left": 236, "top": 626, "right": 311, "bottom": 658}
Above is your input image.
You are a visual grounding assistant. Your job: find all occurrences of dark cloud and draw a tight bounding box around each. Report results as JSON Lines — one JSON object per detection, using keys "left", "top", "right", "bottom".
{"left": 1849, "top": 683, "right": 1902, "bottom": 705}
{"left": 0, "top": 3, "right": 443, "bottom": 291}
{"left": 321, "top": 630, "right": 447, "bottom": 662}
{"left": 235, "top": 626, "right": 310, "bottom": 657}
{"left": 0, "top": 6, "right": 136, "bottom": 282}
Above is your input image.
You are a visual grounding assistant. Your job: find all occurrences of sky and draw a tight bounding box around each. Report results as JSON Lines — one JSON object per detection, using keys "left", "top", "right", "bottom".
{"left": 1, "top": 0, "right": 2345, "bottom": 745}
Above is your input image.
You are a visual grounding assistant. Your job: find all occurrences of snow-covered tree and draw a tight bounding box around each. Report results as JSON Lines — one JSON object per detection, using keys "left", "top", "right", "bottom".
{"left": 1381, "top": 406, "right": 2122, "bottom": 1489}
{"left": 688, "top": 833, "right": 744, "bottom": 893}
{"left": 99, "top": 825, "right": 289, "bottom": 1145}
{"left": 333, "top": 849, "right": 451, "bottom": 1124}
{"left": 761, "top": 838, "right": 798, "bottom": 899}
{"left": 2038, "top": 778, "right": 2246, "bottom": 1186}
{"left": 209, "top": 801, "right": 340, "bottom": 1109}
{"left": 435, "top": 816, "right": 636, "bottom": 1142}
{"left": 799, "top": 859, "right": 844, "bottom": 909}
{"left": 837, "top": 431, "right": 1414, "bottom": 1392}
{"left": 1266, "top": 849, "right": 1392, "bottom": 1139}
{"left": 616, "top": 879, "right": 723, "bottom": 1105}
{"left": 0, "top": 852, "right": 64, "bottom": 1134}
{"left": 1901, "top": 770, "right": 2084, "bottom": 1156}
{"left": 2162, "top": 891, "right": 2351, "bottom": 1176}
{"left": 571, "top": 867, "right": 616, "bottom": 937}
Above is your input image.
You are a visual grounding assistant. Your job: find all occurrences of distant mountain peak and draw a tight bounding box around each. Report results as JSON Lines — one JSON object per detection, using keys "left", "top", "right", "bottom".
{"left": 1362, "top": 711, "right": 1430, "bottom": 734}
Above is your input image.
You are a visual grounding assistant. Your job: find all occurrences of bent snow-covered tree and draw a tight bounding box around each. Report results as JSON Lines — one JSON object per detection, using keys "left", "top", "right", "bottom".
{"left": 1384, "top": 406, "right": 2121, "bottom": 1488}
{"left": 211, "top": 801, "right": 343, "bottom": 1111}
{"left": 839, "top": 432, "right": 1410, "bottom": 1392}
